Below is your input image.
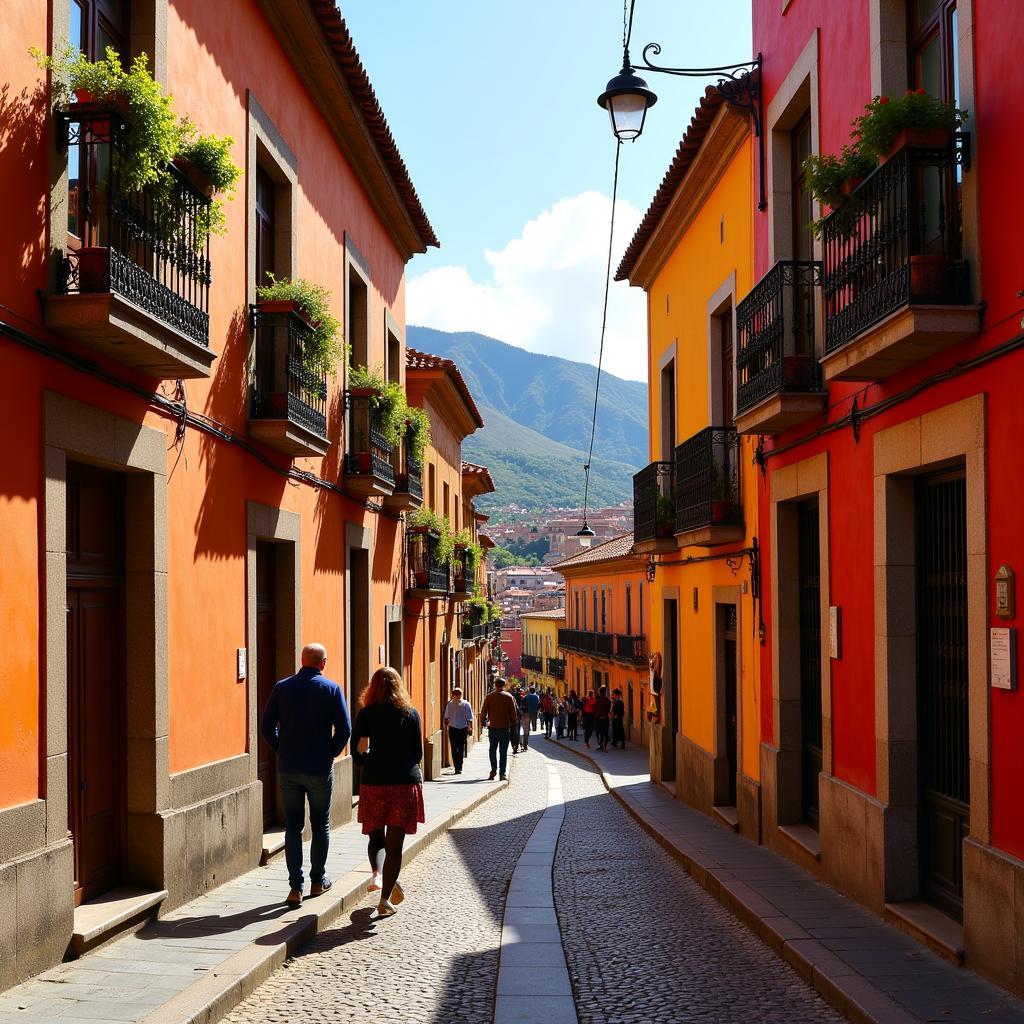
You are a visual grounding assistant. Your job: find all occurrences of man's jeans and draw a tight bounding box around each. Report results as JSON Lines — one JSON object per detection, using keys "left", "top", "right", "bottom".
{"left": 279, "top": 771, "right": 333, "bottom": 892}
{"left": 448, "top": 725, "right": 469, "bottom": 772}
{"left": 521, "top": 712, "right": 533, "bottom": 748}
{"left": 488, "top": 727, "right": 510, "bottom": 775}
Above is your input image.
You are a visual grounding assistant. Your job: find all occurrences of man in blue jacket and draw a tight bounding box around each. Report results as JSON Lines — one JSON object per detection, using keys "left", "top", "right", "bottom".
{"left": 260, "top": 643, "right": 351, "bottom": 906}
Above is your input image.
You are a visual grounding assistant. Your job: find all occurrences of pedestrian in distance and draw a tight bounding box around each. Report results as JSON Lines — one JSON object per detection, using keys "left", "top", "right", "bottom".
{"left": 480, "top": 677, "right": 520, "bottom": 780}
{"left": 522, "top": 685, "right": 541, "bottom": 750}
{"left": 443, "top": 686, "right": 473, "bottom": 775}
{"left": 582, "top": 690, "right": 597, "bottom": 749}
{"left": 567, "top": 690, "right": 580, "bottom": 740}
{"left": 351, "top": 667, "right": 426, "bottom": 919}
{"left": 541, "top": 689, "right": 555, "bottom": 738}
{"left": 260, "top": 642, "right": 351, "bottom": 907}
{"left": 511, "top": 687, "right": 525, "bottom": 754}
{"left": 611, "top": 688, "right": 626, "bottom": 749}
{"left": 555, "top": 701, "right": 567, "bottom": 739}
{"left": 595, "top": 685, "right": 612, "bottom": 752}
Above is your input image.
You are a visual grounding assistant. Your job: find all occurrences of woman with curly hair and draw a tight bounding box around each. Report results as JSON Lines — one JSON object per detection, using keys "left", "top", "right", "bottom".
{"left": 351, "top": 666, "right": 425, "bottom": 918}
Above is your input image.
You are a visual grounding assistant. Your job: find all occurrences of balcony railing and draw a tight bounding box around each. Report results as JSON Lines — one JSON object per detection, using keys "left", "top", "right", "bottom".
{"left": 615, "top": 634, "right": 647, "bottom": 665}
{"left": 823, "top": 138, "right": 967, "bottom": 356}
{"left": 451, "top": 547, "right": 474, "bottom": 597}
{"left": 674, "top": 427, "right": 742, "bottom": 535}
{"left": 250, "top": 305, "right": 328, "bottom": 446}
{"left": 386, "top": 424, "right": 424, "bottom": 510}
{"left": 344, "top": 389, "right": 396, "bottom": 495}
{"left": 521, "top": 653, "right": 544, "bottom": 672}
{"left": 547, "top": 657, "right": 566, "bottom": 680}
{"left": 633, "top": 461, "right": 675, "bottom": 546}
{"left": 460, "top": 621, "right": 489, "bottom": 642}
{"left": 407, "top": 529, "right": 449, "bottom": 595}
{"left": 58, "top": 104, "right": 211, "bottom": 347}
{"left": 558, "top": 629, "right": 615, "bottom": 659}
{"left": 736, "top": 260, "right": 823, "bottom": 414}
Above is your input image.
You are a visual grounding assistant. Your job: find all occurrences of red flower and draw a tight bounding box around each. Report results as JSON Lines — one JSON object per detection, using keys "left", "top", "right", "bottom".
{"left": 916, "top": 88, "right": 927, "bottom": 95}
{"left": 878, "top": 96, "right": 890, "bottom": 104}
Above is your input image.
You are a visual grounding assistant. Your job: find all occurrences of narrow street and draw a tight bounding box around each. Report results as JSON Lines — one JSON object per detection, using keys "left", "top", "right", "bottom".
{"left": 225, "top": 743, "right": 840, "bottom": 1024}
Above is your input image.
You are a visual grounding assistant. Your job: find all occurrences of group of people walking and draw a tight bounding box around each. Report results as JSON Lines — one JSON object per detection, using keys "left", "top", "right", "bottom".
{"left": 260, "top": 647, "right": 631, "bottom": 922}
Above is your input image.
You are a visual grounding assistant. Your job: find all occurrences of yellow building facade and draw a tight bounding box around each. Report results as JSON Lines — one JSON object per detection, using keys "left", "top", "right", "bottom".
{"left": 618, "top": 97, "right": 761, "bottom": 839}
{"left": 520, "top": 610, "right": 566, "bottom": 695}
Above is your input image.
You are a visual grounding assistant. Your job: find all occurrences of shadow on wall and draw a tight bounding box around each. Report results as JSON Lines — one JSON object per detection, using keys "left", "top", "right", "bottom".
{"left": 312, "top": 387, "right": 344, "bottom": 576}
{"left": 0, "top": 81, "right": 48, "bottom": 316}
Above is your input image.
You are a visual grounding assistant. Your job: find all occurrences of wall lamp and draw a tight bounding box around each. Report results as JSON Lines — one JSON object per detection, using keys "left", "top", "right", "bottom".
{"left": 597, "top": 43, "right": 766, "bottom": 210}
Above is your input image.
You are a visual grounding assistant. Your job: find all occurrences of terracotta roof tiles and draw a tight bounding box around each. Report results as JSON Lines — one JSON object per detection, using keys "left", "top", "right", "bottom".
{"left": 552, "top": 532, "right": 638, "bottom": 570}
{"left": 406, "top": 347, "right": 484, "bottom": 428}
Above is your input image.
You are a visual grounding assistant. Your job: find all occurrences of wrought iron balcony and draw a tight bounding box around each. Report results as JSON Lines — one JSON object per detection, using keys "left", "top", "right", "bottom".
{"left": 344, "top": 388, "right": 396, "bottom": 497}
{"left": 615, "top": 634, "right": 647, "bottom": 665}
{"left": 385, "top": 424, "right": 424, "bottom": 511}
{"left": 450, "top": 546, "right": 474, "bottom": 600}
{"left": 557, "top": 629, "right": 615, "bottom": 659}
{"left": 249, "top": 304, "right": 329, "bottom": 457}
{"left": 406, "top": 528, "right": 449, "bottom": 597}
{"left": 735, "top": 260, "right": 826, "bottom": 434}
{"left": 674, "top": 427, "right": 743, "bottom": 546}
{"left": 44, "top": 103, "right": 215, "bottom": 378}
{"left": 821, "top": 136, "right": 980, "bottom": 381}
{"left": 547, "top": 657, "right": 566, "bottom": 680}
{"left": 460, "top": 621, "right": 489, "bottom": 643}
{"left": 521, "top": 653, "right": 544, "bottom": 672}
{"left": 633, "top": 461, "right": 676, "bottom": 553}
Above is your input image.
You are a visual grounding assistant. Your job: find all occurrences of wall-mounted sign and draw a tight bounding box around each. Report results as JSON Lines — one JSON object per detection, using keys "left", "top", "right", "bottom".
{"left": 236, "top": 648, "right": 247, "bottom": 680}
{"left": 829, "top": 606, "right": 841, "bottom": 660}
{"left": 995, "top": 565, "right": 1015, "bottom": 619}
{"left": 990, "top": 627, "right": 1017, "bottom": 691}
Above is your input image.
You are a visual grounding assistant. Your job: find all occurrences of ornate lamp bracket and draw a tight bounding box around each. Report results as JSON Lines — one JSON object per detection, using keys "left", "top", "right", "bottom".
{"left": 634, "top": 46, "right": 766, "bottom": 211}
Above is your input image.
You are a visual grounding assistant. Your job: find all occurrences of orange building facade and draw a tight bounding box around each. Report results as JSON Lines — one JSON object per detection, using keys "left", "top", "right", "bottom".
{"left": 555, "top": 535, "right": 650, "bottom": 747}
{"left": 0, "top": 0, "right": 494, "bottom": 989}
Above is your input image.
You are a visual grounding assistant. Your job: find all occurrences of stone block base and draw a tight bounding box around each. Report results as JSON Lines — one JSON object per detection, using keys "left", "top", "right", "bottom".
{"left": 676, "top": 732, "right": 716, "bottom": 815}
{"left": 648, "top": 724, "right": 675, "bottom": 784}
{"left": 737, "top": 772, "right": 761, "bottom": 843}
{"left": 424, "top": 730, "right": 443, "bottom": 781}
{"left": 819, "top": 772, "right": 887, "bottom": 913}
{"left": 0, "top": 839, "right": 74, "bottom": 991}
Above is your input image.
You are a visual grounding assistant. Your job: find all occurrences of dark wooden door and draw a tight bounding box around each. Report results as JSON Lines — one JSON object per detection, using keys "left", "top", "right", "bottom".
{"left": 798, "top": 500, "right": 823, "bottom": 828}
{"left": 722, "top": 604, "right": 738, "bottom": 807}
{"left": 256, "top": 542, "right": 278, "bottom": 829}
{"left": 917, "top": 472, "right": 969, "bottom": 921}
{"left": 720, "top": 306, "right": 734, "bottom": 426}
{"left": 66, "top": 461, "right": 125, "bottom": 904}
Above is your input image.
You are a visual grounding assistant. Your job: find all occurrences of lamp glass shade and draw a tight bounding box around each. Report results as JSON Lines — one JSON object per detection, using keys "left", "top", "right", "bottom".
{"left": 598, "top": 69, "right": 658, "bottom": 142}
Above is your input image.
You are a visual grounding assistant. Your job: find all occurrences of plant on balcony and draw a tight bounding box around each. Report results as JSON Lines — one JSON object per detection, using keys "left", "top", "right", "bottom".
{"left": 655, "top": 492, "right": 674, "bottom": 538}
{"left": 34, "top": 46, "right": 240, "bottom": 248}
{"left": 452, "top": 529, "right": 484, "bottom": 593}
{"left": 348, "top": 364, "right": 408, "bottom": 449}
{"left": 852, "top": 91, "right": 967, "bottom": 163}
{"left": 465, "top": 596, "right": 490, "bottom": 625}
{"left": 407, "top": 507, "right": 455, "bottom": 566}
{"left": 405, "top": 406, "right": 431, "bottom": 464}
{"left": 803, "top": 145, "right": 875, "bottom": 236}
{"left": 256, "top": 276, "right": 345, "bottom": 378}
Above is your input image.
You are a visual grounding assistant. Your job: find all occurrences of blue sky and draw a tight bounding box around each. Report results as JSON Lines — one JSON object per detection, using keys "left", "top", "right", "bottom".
{"left": 342, "top": 1, "right": 753, "bottom": 379}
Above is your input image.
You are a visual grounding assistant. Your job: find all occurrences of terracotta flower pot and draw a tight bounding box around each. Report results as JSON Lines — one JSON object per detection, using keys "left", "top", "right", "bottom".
{"left": 909, "top": 253, "right": 950, "bottom": 300}
{"left": 172, "top": 155, "right": 214, "bottom": 199}
{"left": 880, "top": 127, "right": 954, "bottom": 164}
{"left": 840, "top": 176, "right": 864, "bottom": 197}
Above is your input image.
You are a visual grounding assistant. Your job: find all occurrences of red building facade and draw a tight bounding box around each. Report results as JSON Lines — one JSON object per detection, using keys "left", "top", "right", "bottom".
{"left": 748, "top": 0, "right": 1024, "bottom": 992}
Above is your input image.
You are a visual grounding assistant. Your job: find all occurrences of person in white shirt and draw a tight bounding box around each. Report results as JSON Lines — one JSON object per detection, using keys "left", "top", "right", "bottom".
{"left": 443, "top": 687, "right": 474, "bottom": 775}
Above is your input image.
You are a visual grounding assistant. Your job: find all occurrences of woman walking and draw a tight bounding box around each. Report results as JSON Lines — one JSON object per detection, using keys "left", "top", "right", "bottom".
{"left": 582, "top": 690, "right": 597, "bottom": 750}
{"left": 351, "top": 667, "right": 425, "bottom": 918}
{"left": 567, "top": 690, "right": 580, "bottom": 741}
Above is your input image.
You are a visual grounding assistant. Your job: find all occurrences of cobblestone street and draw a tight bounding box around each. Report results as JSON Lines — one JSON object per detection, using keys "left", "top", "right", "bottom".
{"left": 226, "top": 742, "right": 841, "bottom": 1024}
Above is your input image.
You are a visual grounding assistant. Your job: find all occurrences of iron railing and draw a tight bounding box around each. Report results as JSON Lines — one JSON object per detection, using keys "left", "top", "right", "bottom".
{"left": 392, "top": 424, "right": 424, "bottom": 500}
{"left": 633, "top": 461, "right": 675, "bottom": 544}
{"left": 674, "top": 427, "right": 742, "bottom": 534}
{"left": 736, "top": 260, "right": 823, "bottom": 414}
{"left": 59, "top": 104, "right": 211, "bottom": 346}
{"left": 822, "top": 138, "right": 967, "bottom": 355}
{"left": 250, "top": 306, "right": 328, "bottom": 438}
{"left": 557, "top": 629, "right": 615, "bottom": 659}
{"left": 547, "top": 657, "right": 566, "bottom": 680}
{"left": 344, "top": 390, "right": 396, "bottom": 486}
{"left": 406, "top": 529, "right": 449, "bottom": 593}
{"left": 460, "top": 621, "right": 489, "bottom": 642}
{"left": 451, "top": 547, "right": 474, "bottom": 595}
{"left": 615, "top": 634, "right": 647, "bottom": 665}
{"left": 521, "top": 653, "right": 544, "bottom": 672}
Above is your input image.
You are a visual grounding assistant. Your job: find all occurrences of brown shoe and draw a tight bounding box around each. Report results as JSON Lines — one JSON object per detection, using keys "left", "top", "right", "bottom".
{"left": 310, "top": 878, "right": 332, "bottom": 897}
{"left": 286, "top": 888, "right": 302, "bottom": 906}
{"left": 488, "top": 770, "right": 496, "bottom": 780}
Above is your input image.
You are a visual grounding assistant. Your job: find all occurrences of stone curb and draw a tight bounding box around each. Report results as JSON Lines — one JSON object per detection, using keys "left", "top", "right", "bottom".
{"left": 140, "top": 772, "right": 511, "bottom": 1024}
{"left": 550, "top": 740, "right": 916, "bottom": 1024}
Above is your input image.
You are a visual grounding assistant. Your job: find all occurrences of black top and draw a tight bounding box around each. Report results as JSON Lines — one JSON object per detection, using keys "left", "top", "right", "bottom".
{"left": 351, "top": 704, "right": 423, "bottom": 786}
{"left": 611, "top": 698, "right": 625, "bottom": 721}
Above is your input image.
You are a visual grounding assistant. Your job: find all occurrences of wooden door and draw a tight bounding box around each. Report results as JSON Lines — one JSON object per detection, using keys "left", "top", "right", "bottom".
{"left": 798, "top": 501, "right": 823, "bottom": 828}
{"left": 722, "top": 604, "right": 738, "bottom": 807}
{"left": 720, "top": 306, "right": 734, "bottom": 426}
{"left": 256, "top": 542, "right": 278, "bottom": 829}
{"left": 67, "top": 462, "right": 125, "bottom": 904}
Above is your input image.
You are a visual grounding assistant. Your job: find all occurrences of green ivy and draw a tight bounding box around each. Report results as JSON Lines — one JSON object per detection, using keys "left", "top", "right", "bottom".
{"left": 407, "top": 507, "right": 455, "bottom": 566}
{"left": 348, "top": 364, "right": 408, "bottom": 448}
{"left": 405, "top": 406, "right": 431, "bottom": 464}
{"left": 257, "top": 275, "right": 345, "bottom": 379}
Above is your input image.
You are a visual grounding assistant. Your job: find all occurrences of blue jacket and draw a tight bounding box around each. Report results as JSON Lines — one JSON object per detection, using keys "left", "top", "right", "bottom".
{"left": 260, "top": 667, "right": 352, "bottom": 776}
{"left": 524, "top": 691, "right": 541, "bottom": 714}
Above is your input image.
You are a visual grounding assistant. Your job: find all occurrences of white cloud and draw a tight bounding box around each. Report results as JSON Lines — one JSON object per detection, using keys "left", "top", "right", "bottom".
{"left": 408, "top": 191, "right": 647, "bottom": 382}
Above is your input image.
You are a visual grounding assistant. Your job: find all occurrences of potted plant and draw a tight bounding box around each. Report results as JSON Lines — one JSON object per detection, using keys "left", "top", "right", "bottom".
{"left": 654, "top": 491, "right": 674, "bottom": 538}
{"left": 853, "top": 91, "right": 966, "bottom": 164}
{"left": 256, "top": 276, "right": 344, "bottom": 381}
{"left": 710, "top": 459, "right": 733, "bottom": 524}
{"left": 347, "top": 364, "right": 407, "bottom": 470}
{"left": 407, "top": 508, "right": 454, "bottom": 588}
{"left": 803, "top": 145, "right": 875, "bottom": 237}
{"left": 405, "top": 406, "right": 431, "bottom": 466}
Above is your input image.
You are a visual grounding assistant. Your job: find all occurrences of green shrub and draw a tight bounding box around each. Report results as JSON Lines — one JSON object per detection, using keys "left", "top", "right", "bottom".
{"left": 405, "top": 406, "right": 431, "bottom": 464}
{"left": 852, "top": 91, "right": 966, "bottom": 161}
{"left": 348, "top": 364, "right": 407, "bottom": 448}
{"left": 256, "top": 276, "right": 345, "bottom": 378}
{"left": 407, "top": 507, "right": 455, "bottom": 566}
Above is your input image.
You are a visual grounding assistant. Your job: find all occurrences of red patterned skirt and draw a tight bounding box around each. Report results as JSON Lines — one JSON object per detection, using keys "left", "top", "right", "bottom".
{"left": 357, "top": 783, "right": 425, "bottom": 835}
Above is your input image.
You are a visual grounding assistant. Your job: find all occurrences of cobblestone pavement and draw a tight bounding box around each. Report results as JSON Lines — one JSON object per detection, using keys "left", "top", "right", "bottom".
{"left": 547, "top": 742, "right": 843, "bottom": 1024}
{"left": 224, "top": 749, "right": 549, "bottom": 1024}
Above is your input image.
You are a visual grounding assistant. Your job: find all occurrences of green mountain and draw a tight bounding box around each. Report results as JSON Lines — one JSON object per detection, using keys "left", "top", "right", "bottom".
{"left": 407, "top": 326, "right": 648, "bottom": 510}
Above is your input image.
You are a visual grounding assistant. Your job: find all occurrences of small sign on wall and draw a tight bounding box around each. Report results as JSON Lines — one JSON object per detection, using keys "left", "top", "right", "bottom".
{"left": 237, "top": 648, "right": 247, "bottom": 681}
{"left": 829, "top": 606, "right": 841, "bottom": 660}
{"left": 990, "top": 627, "right": 1017, "bottom": 691}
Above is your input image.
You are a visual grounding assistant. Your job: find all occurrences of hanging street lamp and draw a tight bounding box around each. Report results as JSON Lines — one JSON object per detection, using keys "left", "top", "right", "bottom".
{"left": 597, "top": 66, "right": 658, "bottom": 141}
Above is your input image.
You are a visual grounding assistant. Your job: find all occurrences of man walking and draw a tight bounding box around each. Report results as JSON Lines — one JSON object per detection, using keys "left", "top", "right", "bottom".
{"left": 611, "top": 688, "right": 626, "bottom": 749}
{"left": 260, "top": 643, "right": 351, "bottom": 907}
{"left": 522, "top": 685, "right": 541, "bottom": 750}
{"left": 480, "top": 677, "right": 519, "bottom": 781}
{"left": 443, "top": 686, "right": 473, "bottom": 775}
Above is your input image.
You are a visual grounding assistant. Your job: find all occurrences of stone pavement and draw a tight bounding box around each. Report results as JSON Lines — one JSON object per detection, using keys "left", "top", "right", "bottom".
{"left": 0, "top": 741, "right": 505, "bottom": 1024}
{"left": 553, "top": 738, "right": 1024, "bottom": 1024}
